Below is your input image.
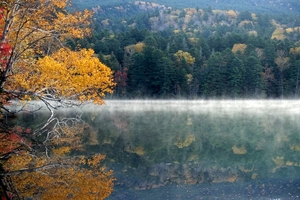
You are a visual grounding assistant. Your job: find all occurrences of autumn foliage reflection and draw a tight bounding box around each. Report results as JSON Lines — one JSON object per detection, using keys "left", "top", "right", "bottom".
{"left": 1, "top": 116, "right": 115, "bottom": 199}
{"left": 2, "top": 129, "right": 114, "bottom": 200}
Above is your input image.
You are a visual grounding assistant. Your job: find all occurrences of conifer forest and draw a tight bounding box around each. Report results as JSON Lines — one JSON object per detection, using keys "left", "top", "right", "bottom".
{"left": 72, "top": 0, "right": 300, "bottom": 99}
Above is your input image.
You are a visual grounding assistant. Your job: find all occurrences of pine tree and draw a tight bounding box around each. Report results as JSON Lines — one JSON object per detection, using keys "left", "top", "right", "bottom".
{"left": 228, "top": 57, "right": 245, "bottom": 98}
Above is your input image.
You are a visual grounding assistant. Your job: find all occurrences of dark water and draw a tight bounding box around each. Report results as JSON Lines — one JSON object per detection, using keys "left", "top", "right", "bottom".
{"left": 18, "top": 100, "right": 300, "bottom": 199}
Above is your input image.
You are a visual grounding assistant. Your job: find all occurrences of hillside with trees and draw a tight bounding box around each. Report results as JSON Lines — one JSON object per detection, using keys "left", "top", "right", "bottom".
{"left": 72, "top": 1, "right": 300, "bottom": 99}
{"left": 73, "top": 0, "right": 300, "bottom": 14}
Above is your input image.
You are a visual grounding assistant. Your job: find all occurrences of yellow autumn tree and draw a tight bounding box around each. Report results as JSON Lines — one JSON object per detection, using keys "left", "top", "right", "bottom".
{"left": 290, "top": 47, "right": 300, "bottom": 56}
{"left": 134, "top": 42, "right": 145, "bottom": 53}
{"left": 0, "top": 0, "right": 116, "bottom": 199}
{"left": 0, "top": 0, "right": 115, "bottom": 105}
{"left": 232, "top": 43, "right": 247, "bottom": 54}
{"left": 0, "top": 0, "right": 116, "bottom": 109}
{"left": 174, "top": 50, "right": 195, "bottom": 66}
{"left": 11, "top": 48, "right": 115, "bottom": 104}
{"left": 226, "top": 10, "right": 237, "bottom": 18}
{"left": 271, "top": 28, "right": 286, "bottom": 40}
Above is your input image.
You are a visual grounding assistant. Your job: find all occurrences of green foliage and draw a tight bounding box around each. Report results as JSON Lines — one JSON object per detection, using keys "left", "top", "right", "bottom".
{"left": 228, "top": 57, "right": 245, "bottom": 98}
{"left": 202, "top": 53, "right": 226, "bottom": 97}
{"left": 72, "top": 1, "right": 300, "bottom": 99}
{"left": 244, "top": 53, "right": 265, "bottom": 96}
{"left": 237, "top": 10, "right": 252, "bottom": 22}
{"left": 128, "top": 46, "right": 174, "bottom": 96}
{"left": 73, "top": 0, "right": 300, "bottom": 14}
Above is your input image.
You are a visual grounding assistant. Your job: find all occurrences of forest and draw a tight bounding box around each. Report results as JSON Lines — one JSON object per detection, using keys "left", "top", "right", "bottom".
{"left": 71, "top": 1, "right": 300, "bottom": 99}
{"left": 73, "top": 0, "right": 300, "bottom": 14}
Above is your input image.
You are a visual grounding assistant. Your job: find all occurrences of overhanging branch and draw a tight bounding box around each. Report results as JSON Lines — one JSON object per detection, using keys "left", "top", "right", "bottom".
{"left": 0, "top": 163, "right": 72, "bottom": 176}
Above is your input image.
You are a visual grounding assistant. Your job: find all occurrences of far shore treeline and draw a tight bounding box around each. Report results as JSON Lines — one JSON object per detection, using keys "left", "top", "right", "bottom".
{"left": 70, "top": 1, "right": 300, "bottom": 99}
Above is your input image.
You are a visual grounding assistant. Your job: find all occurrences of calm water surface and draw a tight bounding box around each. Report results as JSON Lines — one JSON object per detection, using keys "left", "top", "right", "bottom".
{"left": 78, "top": 100, "right": 300, "bottom": 199}
{"left": 21, "top": 100, "right": 300, "bottom": 199}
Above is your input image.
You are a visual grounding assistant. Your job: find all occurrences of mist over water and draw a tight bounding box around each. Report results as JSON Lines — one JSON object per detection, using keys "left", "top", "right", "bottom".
{"left": 83, "top": 99, "right": 300, "bottom": 114}
{"left": 79, "top": 100, "right": 300, "bottom": 199}
{"left": 14, "top": 100, "right": 300, "bottom": 199}
{"left": 10, "top": 99, "right": 300, "bottom": 115}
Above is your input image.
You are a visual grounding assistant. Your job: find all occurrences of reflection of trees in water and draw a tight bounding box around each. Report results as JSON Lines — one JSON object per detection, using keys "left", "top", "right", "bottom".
{"left": 15, "top": 103, "right": 300, "bottom": 198}
{"left": 113, "top": 112, "right": 129, "bottom": 134}
{"left": 5, "top": 107, "right": 115, "bottom": 199}
{"left": 72, "top": 107, "right": 300, "bottom": 192}
{"left": 109, "top": 177, "right": 300, "bottom": 200}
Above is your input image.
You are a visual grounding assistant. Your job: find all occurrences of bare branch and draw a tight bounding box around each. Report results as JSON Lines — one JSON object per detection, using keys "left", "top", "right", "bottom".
{"left": 0, "top": 163, "right": 73, "bottom": 176}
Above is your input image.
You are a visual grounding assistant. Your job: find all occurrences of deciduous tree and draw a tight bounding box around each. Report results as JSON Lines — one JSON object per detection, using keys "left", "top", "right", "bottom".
{"left": 275, "top": 52, "right": 290, "bottom": 98}
{"left": 232, "top": 43, "right": 247, "bottom": 54}
{"left": 11, "top": 48, "right": 115, "bottom": 105}
{"left": 174, "top": 50, "right": 195, "bottom": 66}
{"left": 0, "top": 0, "right": 116, "bottom": 199}
{"left": 114, "top": 68, "right": 128, "bottom": 96}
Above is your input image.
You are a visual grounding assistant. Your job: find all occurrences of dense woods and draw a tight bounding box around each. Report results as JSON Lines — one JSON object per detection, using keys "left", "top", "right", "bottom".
{"left": 73, "top": 0, "right": 300, "bottom": 14}
{"left": 73, "top": 1, "right": 300, "bottom": 99}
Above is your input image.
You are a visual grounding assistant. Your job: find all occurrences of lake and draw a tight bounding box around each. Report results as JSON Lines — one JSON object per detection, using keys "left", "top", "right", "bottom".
{"left": 19, "top": 100, "right": 300, "bottom": 199}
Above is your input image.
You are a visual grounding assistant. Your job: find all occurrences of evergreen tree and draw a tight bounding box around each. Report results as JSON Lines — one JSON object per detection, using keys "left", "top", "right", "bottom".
{"left": 292, "top": 60, "right": 300, "bottom": 97}
{"left": 228, "top": 57, "right": 245, "bottom": 98}
{"left": 128, "top": 52, "right": 146, "bottom": 96}
{"left": 221, "top": 48, "right": 235, "bottom": 94}
{"left": 237, "top": 10, "right": 252, "bottom": 22}
{"left": 203, "top": 53, "right": 225, "bottom": 97}
{"left": 262, "top": 40, "right": 278, "bottom": 97}
{"left": 262, "top": 39, "right": 276, "bottom": 67}
{"left": 244, "top": 52, "right": 264, "bottom": 97}
{"left": 143, "top": 46, "right": 167, "bottom": 95}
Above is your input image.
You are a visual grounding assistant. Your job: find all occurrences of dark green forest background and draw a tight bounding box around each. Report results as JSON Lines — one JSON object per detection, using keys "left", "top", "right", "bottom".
{"left": 73, "top": 0, "right": 300, "bottom": 14}
{"left": 69, "top": 1, "right": 300, "bottom": 99}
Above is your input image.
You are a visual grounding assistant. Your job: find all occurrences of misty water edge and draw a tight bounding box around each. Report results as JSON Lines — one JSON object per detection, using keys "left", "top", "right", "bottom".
{"left": 20, "top": 100, "right": 300, "bottom": 199}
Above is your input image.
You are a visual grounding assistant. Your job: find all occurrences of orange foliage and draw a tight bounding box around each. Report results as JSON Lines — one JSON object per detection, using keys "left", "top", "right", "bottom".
{"left": 1, "top": 0, "right": 92, "bottom": 49}
{"left": 0, "top": 1, "right": 115, "bottom": 199}
{"left": 1, "top": 124, "right": 115, "bottom": 200}
{"left": 11, "top": 48, "right": 115, "bottom": 104}
{"left": 50, "top": 122, "right": 89, "bottom": 153}
{"left": 0, "top": 0, "right": 114, "bottom": 105}
{"left": 0, "top": 127, "right": 32, "bottom": 156}
{"left": 9, "top": 154, "right": 114, "bottom": 200}
{"left": 0, "top": 133, "right": 21, "bottom": 155}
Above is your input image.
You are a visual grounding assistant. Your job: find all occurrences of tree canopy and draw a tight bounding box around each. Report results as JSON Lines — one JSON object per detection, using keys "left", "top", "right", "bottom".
{"left": 78, "top": 1, "right": 300, "bottom": 99}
